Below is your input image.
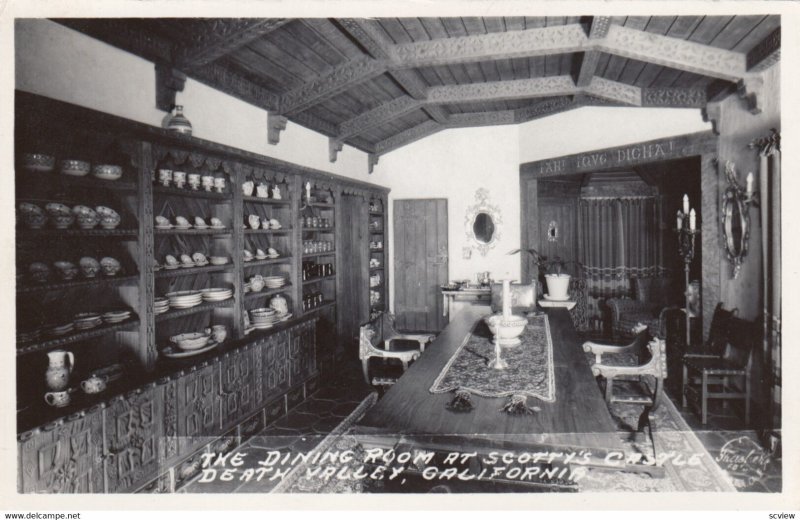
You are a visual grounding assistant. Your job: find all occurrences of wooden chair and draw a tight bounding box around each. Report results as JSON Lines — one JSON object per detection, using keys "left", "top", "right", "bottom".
{"left": 682, "top": 312, "right": 755, "bottom": 425}
{"left": 359, "top": 312, "right": 435, "bottom": 385}
{"left": 587, "top": 334, "right": 668, "bottom": 474}
{"left": 583, "top": 325, "right": 650, "bottom": 365}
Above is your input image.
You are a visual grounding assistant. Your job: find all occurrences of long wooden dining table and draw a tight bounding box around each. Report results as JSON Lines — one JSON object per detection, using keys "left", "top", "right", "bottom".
{"left": 354, "top": 306, "right": 639, "bottom": 490}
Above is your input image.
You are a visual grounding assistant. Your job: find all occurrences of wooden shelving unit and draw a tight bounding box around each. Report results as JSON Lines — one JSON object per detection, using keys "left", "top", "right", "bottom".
{"left": 368, "top": 197, "right": 388, "bottom": 318}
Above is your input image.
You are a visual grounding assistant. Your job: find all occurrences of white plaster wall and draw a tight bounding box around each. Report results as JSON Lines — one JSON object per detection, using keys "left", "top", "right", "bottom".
{"left": 518, "top": 105, "right": 711, "bottom": 164}
{"left": 375, "top": 125, "right": 521, "bottom": 311}
{"left": 14, "top": 19, "right": 371, "bottom": 180}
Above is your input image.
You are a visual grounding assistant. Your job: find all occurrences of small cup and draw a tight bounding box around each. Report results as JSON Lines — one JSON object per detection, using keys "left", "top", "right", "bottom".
{"left": 158, "top": 169, "right": 173, "bottom": 187}
{"left": 173, "top": 171, "right": 187, "bottom": 188}
{"left": 187, "top": 172, "right": 200, "bottom": 190}
{"left": 45, "top": 390, "right": 71, "bottom": 407}
{"left": 81, "top": 375, "right": 107, "bottom": 394}
{"left": 202, "top": 175, "right": 214, "bottom": 192}
{"left": 213, "top": 177, "right": 226, "bottom": 193}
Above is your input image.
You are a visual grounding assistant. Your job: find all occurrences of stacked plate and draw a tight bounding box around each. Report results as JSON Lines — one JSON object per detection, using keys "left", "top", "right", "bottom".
{"left": 44, "top": 323, "right": 74, "bottom": 337}
{"left": 202, "top": 287, "right": 233, "bottom": 302}
{"left": 154, "top": 297, "right": 169, "bottom": 314}
{"left": 170, "top": 332, "right": 210, "bottom": 351}
{"left": 74, "top": 313, "right": 102, "bottom": 330}
{"left": 264, "top": 276, "right": 286, "bottom": 289}
{"left": 249, "top": 307, "right": 278, "bottom": 329}
{"left": 102, "top": 309, "right": 131, "bottom": 324}
{"left": 166, "top": 290, "right": 203, "bottom": 308}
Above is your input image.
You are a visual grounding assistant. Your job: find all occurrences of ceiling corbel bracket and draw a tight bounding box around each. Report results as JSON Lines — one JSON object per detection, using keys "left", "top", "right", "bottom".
{"left": 737, "top": 76, "right": 763, "bottom": 115}
{"left": 155, "top": 62, "right": 187, "bottom": 112}
{"left": 329, "top": 138, "right": 344, "bottom": 163}
{"left": 267, "top": 112, "right": 288, "bottom": 145}
{"left": 701, "top": 103, "right": 722, "bottom": 135}
{"left": 368, "top": 153, "right": 380, "bottom": 174}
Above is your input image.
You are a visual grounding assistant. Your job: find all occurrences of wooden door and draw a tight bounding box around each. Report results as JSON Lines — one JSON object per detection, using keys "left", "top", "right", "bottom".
{"left": 338, "top": 194, "right": 368, "bottom": 346}
{"left": 393, "top": 199, "right": 448, "bottom": 332}
{"left": 538, "top": 198, "right": 578, "bottom": 277}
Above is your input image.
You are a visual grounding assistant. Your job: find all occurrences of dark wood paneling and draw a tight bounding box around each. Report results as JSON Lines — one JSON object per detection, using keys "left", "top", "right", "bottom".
{"left": 175, "top": 363, "right": 222, "bottom": 457}
{"left": 538, "top": 198, "right": 579, "bottom": 278}
{"left": 338, "top": 194, "right": 369, "bottom": 344}
{"left": 219, "top": 346, "right": 258, "bottom": 431}
{"left": 393, "top": 199, "right": 448, "bottom": 332}
{"left": 261, "top": 330, "right": 290, "bottom": 402}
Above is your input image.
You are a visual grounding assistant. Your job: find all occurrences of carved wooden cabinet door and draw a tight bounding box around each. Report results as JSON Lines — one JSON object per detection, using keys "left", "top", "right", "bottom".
{"left": 18, "top": 406, "right": 105, "bottom": 493}
{"left": 175, "top": 363, "right": 222, "bottom": 458}
{"left": 104, "top": 385, "right": 165, "bottom": 493}
{"left": 220, "top": 345, "right": 258, "bottom": 431}
{"left": 289, "top": 320, "right": 316, "bottom": 386}
{"left": 262, "top": 330, "right": 290, "bottom": 403}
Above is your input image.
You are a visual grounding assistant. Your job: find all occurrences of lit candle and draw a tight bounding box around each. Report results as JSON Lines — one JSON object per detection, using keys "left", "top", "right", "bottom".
{"left": 677, "top": 211, "right": 683, "bottom": 230}
{"left": 746, "top": 172, "right": 754, "bottom": 196}
{"left": 689, "top": 208, "right": 696, "bottom": 231}
{"left": 683, "top": 194, "right": 690, "bottom": 215}
{"left": 502, "top": 279, "right": 512, "bottom": 319}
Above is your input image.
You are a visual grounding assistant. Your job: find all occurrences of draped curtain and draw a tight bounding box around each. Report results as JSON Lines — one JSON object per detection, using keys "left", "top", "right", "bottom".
{"left": 579, "top": 197, "right": 664, "bottom": 318}
{"left": 754, "top": 130, "right": 781, "bottom": 436}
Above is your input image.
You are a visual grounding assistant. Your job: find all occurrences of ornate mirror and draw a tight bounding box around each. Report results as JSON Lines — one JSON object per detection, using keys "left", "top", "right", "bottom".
{"left": 465, "top": 188, "right": 502, "bottom": 256}
{"left": 721, "top": 161, "right": 755, "bottom": 278}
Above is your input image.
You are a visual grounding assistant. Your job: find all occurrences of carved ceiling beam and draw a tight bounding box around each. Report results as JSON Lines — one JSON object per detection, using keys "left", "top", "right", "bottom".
{"left": 189, "top": 62, "right": 280, "bottom": 111}
{"left": 447, "top": 111, "right": 516, "bottom": 128}
{"left": 574, "top": 16, "right": 611, "bottom": 88}
{"left": 374, "top": 120, "right": 443, "bottom": 156}
{"left": 641, "top": 87, "right": 706, "bottom": 108}
{"left": 338, "top": 95, "right": 422, "bottom": 139}
{"left": 514, "top": 96, "right": 579, "bottom": 123}
{"left": 55, "top": 19, "right": 174, "bottom": 63}
{"left": 177, "top": 19, "right": 290, "bottom": 69}
{"left": 599, "top": 24, "right": 746, "bottom": 82}
{"left": 428, "top": 76, "right": 577, "bottom": 104}
{"left": 747, "top": 27, "right": 780, "bottom": 72}
{"left": 278, "top": 57, "right": 387, "bottom": 115}
{"left": 584, "top": 77, "right": 641, "bottom": 106}
{"left": 393, "top": 24, "right": 589, "bottom": 68}
{"left": 423, "top": 105, "right": 450, "bottom": 124}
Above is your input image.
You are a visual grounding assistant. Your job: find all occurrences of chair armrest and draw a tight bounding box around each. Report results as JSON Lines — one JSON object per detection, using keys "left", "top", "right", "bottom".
{"left": 386, "top": 333, "right": 436, "bottom": 353}
{"left": 683, "top": 352, "right": 720, "bottom": 359}
{"left": 607, "top": 298, "right": 656, "bottom": 322}
{"left": 583, "top": 341, "right": 634, "bottom": 364}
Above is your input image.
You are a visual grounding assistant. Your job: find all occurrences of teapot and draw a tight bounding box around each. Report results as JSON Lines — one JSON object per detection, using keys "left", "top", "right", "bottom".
{"left": 81, "top": 374, "right": 107, "bottom": 394}
{"left": 270, "top": 294, "right": 288, "bottom": 315}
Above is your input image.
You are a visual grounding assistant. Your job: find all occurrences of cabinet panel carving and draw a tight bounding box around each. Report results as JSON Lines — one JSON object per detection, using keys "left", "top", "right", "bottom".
{"left": 289, "top": 321, "right": 316, "bottom": 386}
{"left": 262, "top": 330, "right": 290, "bottom": 402}
{"left": 176, "top": 364, "right": 222, "bottom": 457}
{"left": 104, "top": 386, "right": 165, "bottom": 493}
{"left": 18, "top": 406, "right": 105, "bottom": 493}
{"left": 220, "top": 346, "right": 257, "bottom": 430}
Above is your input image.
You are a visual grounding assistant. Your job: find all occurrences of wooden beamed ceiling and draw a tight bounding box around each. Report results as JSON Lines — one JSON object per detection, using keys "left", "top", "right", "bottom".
{"left": 56, "top": 16, "right": 781, "bottom": 170}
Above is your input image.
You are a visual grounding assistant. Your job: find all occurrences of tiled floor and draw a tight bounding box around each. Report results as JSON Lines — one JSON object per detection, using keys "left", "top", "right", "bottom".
{"left": 184, "top": 355, "right": 781, "bottom": 493}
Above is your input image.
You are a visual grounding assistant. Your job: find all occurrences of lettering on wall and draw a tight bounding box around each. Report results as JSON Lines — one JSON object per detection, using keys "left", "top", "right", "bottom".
{"left": 537, "top": 140, "right": 677, "bottom": 175}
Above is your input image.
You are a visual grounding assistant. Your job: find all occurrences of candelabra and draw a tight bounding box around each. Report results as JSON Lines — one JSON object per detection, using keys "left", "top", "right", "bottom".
{"left": 676, "top": 196, "right": 700, "bottom": 346}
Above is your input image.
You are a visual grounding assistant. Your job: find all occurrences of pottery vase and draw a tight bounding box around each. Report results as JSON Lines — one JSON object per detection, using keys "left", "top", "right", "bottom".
{"left": 166, "top": 105, "right": 193, "bottom": 135}
{"left": 45, "top": 350, "right": 74, "bottom": 391}
{"left": 544, "top": 274, "right": 571, "bottom": 301}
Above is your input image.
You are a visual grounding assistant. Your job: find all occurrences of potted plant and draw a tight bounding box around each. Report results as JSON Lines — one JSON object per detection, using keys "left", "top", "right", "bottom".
{"left": 508, "top": 248, "right": 578, "bottom": 301}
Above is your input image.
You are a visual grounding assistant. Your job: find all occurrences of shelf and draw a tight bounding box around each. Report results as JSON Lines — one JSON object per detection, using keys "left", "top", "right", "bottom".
{"left": 370, "top": 231, "right": 384, "bottom": 235}
{"left": 17, "top": 318, "right": 140, "bottom": 356}
{"left": 369, "top": 266, "right": 384, "bottom": 272}
{"left": 155, "top": 264, "right": 233, "bottom": 278}
{"left": 243, "top": 257, "right": 292, "bottom": 267}
{"left": 303, "top": 300, "right": 336, "bottom": 314}
{"left": 307, "top": 202, "right": 335, "bottom": 208}
{"left": 369, "top": 248, "right": 385, "bottom": 253}
{"left": 302, "top": 227, "right": 335, "bottom": 232}
{"left": 20, "top": 228, "right": 138, "bottom": 238}
{"left": 369, "top": 212, "right": 384, "bottom": 217}
{"left": 154, "top": 299, "right": 234, "bottom": 322}
{"left": 244, "top": 286, "right": 291, "bottom": 300}
{"left": 243, "top": 196, "right": 291, "bottom": 206}
{"left": 155, "top": 228, "right": 232, "bottom": 236}
{"left": 302, "top": 274, "right": 336, "bottom": 285}
{"left": 370, "top": 283, "right": 384, "bottom": 289}
{"left": 153, "top": 185, "right": 231, "bottom": 200}
{"left": 18, "top": 171, "right": 138, "bottom": 192}
{"left": 244, "top": 228, "right": 291, "bottom": 235}
{"left": 17, "top": 274, "right": 139, "bottom": 294}
{"left": 301, "top": 250, "right": 335, "bottom": 259}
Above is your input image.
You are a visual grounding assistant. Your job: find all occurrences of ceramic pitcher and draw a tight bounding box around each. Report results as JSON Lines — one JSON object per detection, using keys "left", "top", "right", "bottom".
{"left": 45, "top": 350, "right": 74, "bottom": 391}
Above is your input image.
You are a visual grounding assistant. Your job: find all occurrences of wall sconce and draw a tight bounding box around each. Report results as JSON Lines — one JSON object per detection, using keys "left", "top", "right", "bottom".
{"left": 721, "top": 160, "right": 759, "bottom": 278}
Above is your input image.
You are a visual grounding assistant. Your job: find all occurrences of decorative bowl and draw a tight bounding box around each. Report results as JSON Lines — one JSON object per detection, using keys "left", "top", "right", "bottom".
{"left": 19, "top": 203, "right": 47, "bottom": 229}
{"left": 22, "top": 153, "right": 55, "bottom": 172}
{"left": 72, "top": 205, "right": 99, "bottom": 229}
{"left": 485, "top": 313, "right": 527, "bottom": 347}
{"left": 45, "top": 202, "right": 72, "bottom": 217}
{"left": 95, "top": 206, "right": 121, "bottom": 229}
{"left": 248, "top": 214, "right": 261, "bottom": 230}
{"left": 79, "top": 257, "right": 101, "bottom": 278}
{"left": 100, "top": 257, "right": 121, "bottom": 276}
{"left": 54, "top": 261, "right": 79, "bottom": 281}
{"left": 192, "top": 252, "right": 208, "bottom": 265}
{"left": 29, "top": 262, "right": 51, "bottom": 283}
{"left": 164, "top": 254, "right": 179, "bottom": 266}
{"left": 175, "top": 215, "right": 190, "bottom": 228}
{"left": 155, "top": 215, "right": 170, "bottom": 227}
{"left": 61, "top": 159, "right": 91, "bottom": 177}
{"left": 92, "top": 164, "right": 122, "bottom": 181}
{"left": 242, "top": 181, "right": 254, "bottom": 197}
{"left": 51, "top": 214, "right": 75, "bottom": 229}
{"left": 209, "top": 256, "right": 228, "bottom": 265}
{"left": 170, "top": 332, "right": 211, "bottom": 351}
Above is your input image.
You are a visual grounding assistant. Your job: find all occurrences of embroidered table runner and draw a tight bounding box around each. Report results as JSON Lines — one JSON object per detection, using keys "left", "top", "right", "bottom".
{"left": 430, "top": 314, "right": 556, "bottom": 412}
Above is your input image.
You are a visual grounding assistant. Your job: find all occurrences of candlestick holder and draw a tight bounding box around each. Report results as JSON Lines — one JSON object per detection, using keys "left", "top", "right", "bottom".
{"left": 675, "top": 220, "right": 700, "bottom": 346}
{"left": 487, "top": 335, "right": 509, "bottom": 370}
